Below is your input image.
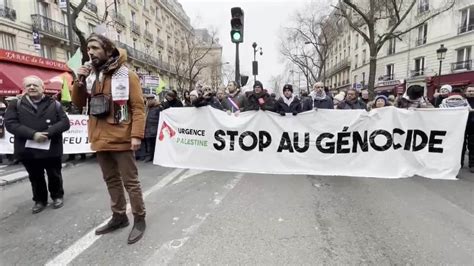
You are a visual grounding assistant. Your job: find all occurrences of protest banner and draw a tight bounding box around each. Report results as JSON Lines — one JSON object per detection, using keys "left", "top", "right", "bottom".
{"left": 155, "top": 106, "right": 469, "bottom": 180}
{"left": 0, "top": 115, "right": 93, "bottom": 154}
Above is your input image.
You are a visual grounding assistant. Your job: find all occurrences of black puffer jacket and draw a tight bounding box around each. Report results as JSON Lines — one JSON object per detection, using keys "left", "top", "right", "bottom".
{"left": 276, "top": 96, "right": 302, "bottom": 115}
{"left": 4, "top": 96, "right": 70, "bottom": 159}
{"left": 144, "top": 106, "right": 160, "bottom": 138}
{"left": 467, "top": 97, "right": 474, "bottom": 134}
{"left": 160, "top": 98, "right": 183, "bottom": 110}
{"left": 193, "top": 96, "right": 224, "bottom": 110}
{"left": 242, "top": 92, "right": 276, "bottom": 112}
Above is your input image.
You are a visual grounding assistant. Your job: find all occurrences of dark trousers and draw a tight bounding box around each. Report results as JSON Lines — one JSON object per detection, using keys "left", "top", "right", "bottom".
{"left": 96, "top": 151, "right": 146, "bottom": 216}
{"left": 463, "top": 132, "right": 474, "bottom": 167}
{"left": 22, "top": 157, "right": 64, "bottom": 204}
{"left": 145, "top": 137, "right": 156, "bottom": 160}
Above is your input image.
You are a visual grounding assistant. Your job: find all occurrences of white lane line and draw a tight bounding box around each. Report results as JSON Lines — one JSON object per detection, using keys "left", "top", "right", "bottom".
{"left": 0, "top": 171, "right": 28, "bottom": 183}
{"left": 145, "top": 173, "right": 244, "bottom": 265}
{"left": 45, "top": 168, "right": 187, "bottom": 266}
{"left": 171, "top": 169, "right": 207, "bottom": 185}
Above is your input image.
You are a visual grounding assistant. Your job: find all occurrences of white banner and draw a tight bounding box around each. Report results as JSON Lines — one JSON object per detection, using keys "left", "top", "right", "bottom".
{"left": 154, "top": 106, "right": 469, "bottom": 180}
{"left": 0, "top": 115, "right": 93, "bottom": 154}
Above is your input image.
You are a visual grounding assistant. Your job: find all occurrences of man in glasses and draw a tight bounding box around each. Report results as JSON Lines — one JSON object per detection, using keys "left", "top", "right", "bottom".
{"left": 336, "top": 88, "right": 367, "bottom": 110}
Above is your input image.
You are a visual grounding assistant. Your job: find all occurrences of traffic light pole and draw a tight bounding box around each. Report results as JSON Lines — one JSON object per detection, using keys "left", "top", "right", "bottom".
{"left": 235, "top": 42, "right": 240, "bottom": 87}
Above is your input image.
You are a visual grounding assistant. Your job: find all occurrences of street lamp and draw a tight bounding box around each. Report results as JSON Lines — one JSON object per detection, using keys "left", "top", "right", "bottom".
{"left": 436, "top": 44, "right": 447, "bottom": 76}
{"left": 252, "top": 42, "right": 263, "bottom": 82}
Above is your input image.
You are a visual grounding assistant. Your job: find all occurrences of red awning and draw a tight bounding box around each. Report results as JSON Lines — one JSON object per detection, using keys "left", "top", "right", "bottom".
{"left": 374, "top": 85, "right": 396, "bottom": 93}
{"left": 0, "top": 62, "right": 65, "bottom": 96}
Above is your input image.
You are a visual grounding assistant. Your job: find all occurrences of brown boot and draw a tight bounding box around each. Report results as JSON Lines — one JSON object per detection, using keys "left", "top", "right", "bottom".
{"left": 95, "top": 213, "right": 129, "bottom": 235}
{"left": 127, "top": 215, "right": 146, "bottom": 244}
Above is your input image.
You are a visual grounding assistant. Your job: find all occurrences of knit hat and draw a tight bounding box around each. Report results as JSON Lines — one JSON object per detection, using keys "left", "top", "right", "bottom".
{"left": 334, "top": 92, "right": 345, "bottom": 102}
{"left": 439, "top": 84, "right": 452, "bottom": 94}
{"left": 253, "top": 80, "right": 263, "bottom": 89}
{"left": 190, "top": 90, "right": 199, "bottom": 97}
{"left": 282, "top": 84, "right": 293, "bottom": 93}
{"left": 374, "top": 95, "right": 388, "bottom": 105}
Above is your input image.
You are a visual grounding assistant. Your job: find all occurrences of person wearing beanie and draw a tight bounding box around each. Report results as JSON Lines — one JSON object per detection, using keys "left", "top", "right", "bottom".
{"left": 439, "top": 87, "right": 470, "bottom": 108}
{"left": 373, "top": 95, "right": 389, "bottom": 109}
{"left": 159, "top": 89, "right": 184, "bottom": 110}
{"left": 241, "top": 80, "right": 276, "bottom": 112}
{"left": 223, "top": 81, "right": 245, "bottom": 113}
{"left": 432, "top": 84, "right": 452, "bottom": 107}
{"left": 332, "top": 92, "right": 346, "bottom": 108}
{"left": 275, "top": 84, "right": 302, "bottom": 116}
{"left": 310, "top": 82, "right": 334, "bottom": 109}
{"left": 395, "top": 85, "right": 433, "bottom": 109}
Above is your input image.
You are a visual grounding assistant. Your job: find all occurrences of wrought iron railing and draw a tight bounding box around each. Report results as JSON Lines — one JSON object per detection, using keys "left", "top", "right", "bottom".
{"left": 378, "top": 74, "right": 394, "bottom": 81}
{"left": 156, "top": 37, "right": 164, "bottom": 47}
{"left": 410, "top": 68, "right": 426, "bottom": 77}
{"left": 451, "top": 60, "right": 472, "bottom": 71}
{"left": 415, "top": 37, "right": 426, "bottom": 46}
{"left": 144, "top": 30, "right": 153, "bottom": 42}
{"left": 0, "top": 5, "right": 16, "bottom": 21}
{"left": 458, "top": 23, "right": 474, "bottom": 34}
{"left": 31, "top": 14, "right": 68, "bottom": 40}
{"left": 130, "top": 21, "right": 140, "bottom": 35}
{"left": 111, "top": 11, "right": 126, "bottom": 26}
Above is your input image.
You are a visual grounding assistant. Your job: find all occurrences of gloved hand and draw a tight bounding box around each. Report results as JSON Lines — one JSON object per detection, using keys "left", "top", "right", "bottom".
{"left": 292, "top": 111, "right": 298, "bottom": 116}
{"left": 279, "top": 111, "right": 286, "bottom": 116}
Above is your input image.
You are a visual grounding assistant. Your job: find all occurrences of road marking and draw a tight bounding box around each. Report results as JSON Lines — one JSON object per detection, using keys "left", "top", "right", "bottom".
{"left": 171, "top": 169, "right": 207, "bottom": 185}
{"left": 145, "top": 173, "right": 244, "bottom": 265}
{"left": 0, "top": 171, "right": 28, "bottom": 184}
{"left": 45, "top": 168, "right": 187, "bottom": 266}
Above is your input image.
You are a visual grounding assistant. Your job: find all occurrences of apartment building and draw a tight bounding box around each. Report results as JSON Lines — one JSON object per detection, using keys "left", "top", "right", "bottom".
{"left": 322, "top": 0, "right": 474, "bottom": 98}
{"left": 0, "top": 0, "right": 222, "bottom": 96}
{"left": 193, "top": 28, "right": 223, "bottom": 90}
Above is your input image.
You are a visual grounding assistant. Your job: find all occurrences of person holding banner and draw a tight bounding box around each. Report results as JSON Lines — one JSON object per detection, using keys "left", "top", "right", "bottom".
{"left": 224, "top": 81, "right": 245, "bottom": 114}
{"left": 241, "top": 81, "right": 276, "bottom": 112}
{"left": 72, "top": 34, "right": 146, "bottom": 244}
{"left": 159, "top": 90, "right": 183, "bottom": 110}
{"left": 310, "top": 82, "right": 334, "bottom": 109}
{"left": 275, "top": 84, "right": 302, "bottom": 116}
{"left": 336, "top": 88, "right": 367, "bottom": 110}
{"left": 395, "top": 85, "right": 433, "bottom": 109}
{"left": 463, "top": 85, "right": 474, "bottom": 173}
{"left": 4, "top": 76, "right": 70, "bottom": 214}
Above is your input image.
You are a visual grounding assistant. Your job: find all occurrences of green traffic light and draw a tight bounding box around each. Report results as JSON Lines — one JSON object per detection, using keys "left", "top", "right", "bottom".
{"left": 232, "top": 32, "right": 241, "bottom": 41}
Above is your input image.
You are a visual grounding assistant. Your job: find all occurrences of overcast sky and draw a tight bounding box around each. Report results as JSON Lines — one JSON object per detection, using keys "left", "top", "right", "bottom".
{"left": 179, "top": 0, "right": 309, "bottom": 90}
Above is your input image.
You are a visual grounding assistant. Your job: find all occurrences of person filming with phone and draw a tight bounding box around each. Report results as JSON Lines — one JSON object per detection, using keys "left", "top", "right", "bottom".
{"left": 4, "top": 75, "right": 70, "bottom": 214}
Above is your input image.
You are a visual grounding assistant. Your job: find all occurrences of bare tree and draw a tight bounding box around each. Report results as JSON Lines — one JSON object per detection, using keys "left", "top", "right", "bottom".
{"left": 173, "top": 29, "right": 218, "bottom": 92}
{"left": 335, "top": 0, "right": 455, "bottom": 97}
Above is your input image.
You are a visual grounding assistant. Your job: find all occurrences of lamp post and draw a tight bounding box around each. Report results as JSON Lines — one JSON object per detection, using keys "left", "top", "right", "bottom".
{"left": 436, "top": 44, "right": 447, "bottom": 90}
{"left": 252, "top": 42, "right": 263, "bottom": 82}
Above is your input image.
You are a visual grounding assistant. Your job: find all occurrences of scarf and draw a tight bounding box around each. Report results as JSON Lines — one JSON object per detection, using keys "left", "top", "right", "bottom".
{"left": 310, "top": 90, "right": 326, "bottom": 101}
{"left": 283, "top": 95, "right": 295, "bottom": 106}
{"left": 86, "top": 64, "right": 130, "bottom": 123}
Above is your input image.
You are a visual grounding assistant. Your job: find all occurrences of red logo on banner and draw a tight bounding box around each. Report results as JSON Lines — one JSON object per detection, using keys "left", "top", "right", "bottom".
{"left": 158, "top": 121, "right": 176, "bottom": 141}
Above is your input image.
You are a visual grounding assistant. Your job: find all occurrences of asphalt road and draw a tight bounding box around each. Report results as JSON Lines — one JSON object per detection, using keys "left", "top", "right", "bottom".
{"left": 0, "top": 161, "right": 473, "bottom": 265}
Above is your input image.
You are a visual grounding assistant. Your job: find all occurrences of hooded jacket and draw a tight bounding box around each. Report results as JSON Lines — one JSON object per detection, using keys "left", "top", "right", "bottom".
{"left": 439, "top": 94, "right": 471, "bottom": 108}
{"left": 241, "top": 91, "right": 276, "bottom": 112}
{"left": 72, "top": 48, "right": 145, "bottom": 151}
{"left": 276, "top": 95, "right": 302, "bottom": 114}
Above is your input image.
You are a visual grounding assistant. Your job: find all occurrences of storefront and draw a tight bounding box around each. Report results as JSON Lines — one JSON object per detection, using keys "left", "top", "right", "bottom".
{"left": 375, "top": 79, "right": 405, "bottom": 95}
{"left": 426, "top": 70, "right": 474, "bottom": 99}
{"left": 0, "top": 49, "right": 71, "bottom": 96}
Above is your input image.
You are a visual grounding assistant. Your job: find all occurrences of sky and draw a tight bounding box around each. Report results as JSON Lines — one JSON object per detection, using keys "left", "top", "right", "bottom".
{"left": 179, "top": 0, "right": 309, "bottom": 90}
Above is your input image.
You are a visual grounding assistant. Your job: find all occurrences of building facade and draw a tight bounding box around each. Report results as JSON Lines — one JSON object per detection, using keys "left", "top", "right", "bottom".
{"left": 322, "top": 0, "right": 474, "bottom": 98}
{"left": 0, "top": 0, "right": 222, "bottom": 96}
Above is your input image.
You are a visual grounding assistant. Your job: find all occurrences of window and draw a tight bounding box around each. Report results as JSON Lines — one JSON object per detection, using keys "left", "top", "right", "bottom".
{"left": 362, "top": 49, "right": 366, "bottom": 64}
{"left": 414, "top": 57, "right": 425, "bottom": 76}
{"left": 362, "top": 72, "right": 365, "bottom": 85}
{"left": 354, "top": 54, "right": 359, "bottom": 68}
{"left": 116, "top": 31, "right": 121, "bottom": 42}
{"left": 38, "top": 2, "right": 49, "bottom": 17}
{"left": 40, "top": 44, "right": 53, "bottom": 59}
{"left": 388, "top": 38, "right": 396, "bottom": 55}
{"left": 459, "top": 6, "right": 474, "bottom": 34}
{"left": 418, "top": 0, "right": 429, "bottom": 13}
{"left": 155, "top": 7, "right": 160, "bottom": 20}
{"left": 354, "top": 75, "right": 357, "bottom": 83}
{"left": 145, "top": 20, "right": 149, "bottom": 31}
{"left": 386, "top": 64, "right": 394, "bottom": 80}
{"left": 88, "top": 23, "right": 95, "bottom": 34}
{"left": 133, "top": 40, "right": 136, "bottom": 50}
{"left": 454, "top": 47, "right": 472, "bottom": 70}
{"left": 355, "top": 33, "right": 359, "bottom": 49}
{"left": 131, "top": 11, "right": 136, "bottom": 23}
{"left": 416, "top": 23, "right": 428, "bottom": 46}
{"left": 0, "top": 32, "right": 15, "bottom": 50}
{"left": 62, "top": 12, "right": 68, "bottom": 26}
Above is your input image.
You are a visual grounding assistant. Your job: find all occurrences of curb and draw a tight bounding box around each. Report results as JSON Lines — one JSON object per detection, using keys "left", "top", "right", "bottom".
{"left": 0, "top": 162, "right": 77, "bottom": 187}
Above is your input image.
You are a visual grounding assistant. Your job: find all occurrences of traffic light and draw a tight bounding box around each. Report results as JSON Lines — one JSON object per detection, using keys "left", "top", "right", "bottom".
{"left": 230, "top": 7, "right": 244, "bottom": 43}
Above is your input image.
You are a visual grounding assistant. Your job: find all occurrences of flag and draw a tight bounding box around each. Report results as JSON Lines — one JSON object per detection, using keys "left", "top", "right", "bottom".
{"left": 67, "top": 48, "right": 82, "bottom": 75}
{"left": 61, "top": 76, "right": 71, "bottom": 102}
{"left": 156, "top": 78, "right": 166, "bottom": 94}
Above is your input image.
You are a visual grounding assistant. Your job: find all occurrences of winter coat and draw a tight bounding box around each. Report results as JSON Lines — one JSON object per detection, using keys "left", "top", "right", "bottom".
{"left": 300, "top": 96, "right": 313, "bottom": 112}
{"left": 313, "top": 96, "right": 334, "bottom": 109}
{"left": 395, "top": 96, "right": 433, "bottom": 109}
{"left": 222, "top": 91, "right": 245, "bottom": 112}
{"left": 337, "top": 99, "right": 367, "bottom": 110}
{"left": 160, "top": 98, "right": 183, "bottom": 110}
{"left": 275, "top": 96, "right": 302, "bottom": 115}
{"left": 72, "top": 48, "right": 145, "bottom": 151}
{"left": 241, "top": 92, "right": 276, "bottom": 112}
{"left": 144, "top": 106, "right": 160, "bottom": 138}
{"left": 467, "top": 98, "right": 474, "bottom": 134}
{"left": 193, "top": 96, "right": 224, "bottom": 110}
{"left": 4, "top": 96, "right": 70, "bottom": 159}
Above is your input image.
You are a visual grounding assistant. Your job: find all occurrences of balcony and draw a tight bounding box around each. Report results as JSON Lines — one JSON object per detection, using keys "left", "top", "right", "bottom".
{"left": 31, "top": 14, "right": 70, "bottom": 41}
{"left": 415, "top": 37, "right": 426, "bottom": 46}
{"left": 111, "top": 11, "right": 126, "bottom": 27}
{"left": 130, "top": 21, "right": 140, "bottom": 35}
{"left": 327, "top": 57, "right": 351, "bottom": 76}
{"left": 458, "top": 23, "right": 474, "bottom": 34}
{"left": 156, "top": 37, "right": 164, "bottom": 47}
{"left": 410, "top": 68, "right": 426, "bottom": 77}
{"left": 167, "top": 45, "right": 173, "bottom": 54}
{"left": 418, "top": 4, "right": 429, "bottom": 14}
{"left": 451, "top": 60, "right": 472, "bottom": 72}
{"left": 85, "top": 2, "right": 97, "bottom": 13}
{"left": 0, "top": 5, "right": 16, "bottom": 21}
{"left": 115, "top": 41, "right": 163, "bottom": 70}
{"left": 144, "top": 30, "right": 153, "bottom": 42}
{"left": 378, "top": 74, "right": 394, "bottom": 81}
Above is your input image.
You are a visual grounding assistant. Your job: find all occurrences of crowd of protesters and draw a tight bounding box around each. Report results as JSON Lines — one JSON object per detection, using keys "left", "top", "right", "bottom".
{"left": 139, "top": 80, "right": 473, "bottom": 174}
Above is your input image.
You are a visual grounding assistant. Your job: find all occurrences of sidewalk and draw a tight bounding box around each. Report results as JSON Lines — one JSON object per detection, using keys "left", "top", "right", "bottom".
{"left": 0, "top": 157, "right": 91, "bottom": 186}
